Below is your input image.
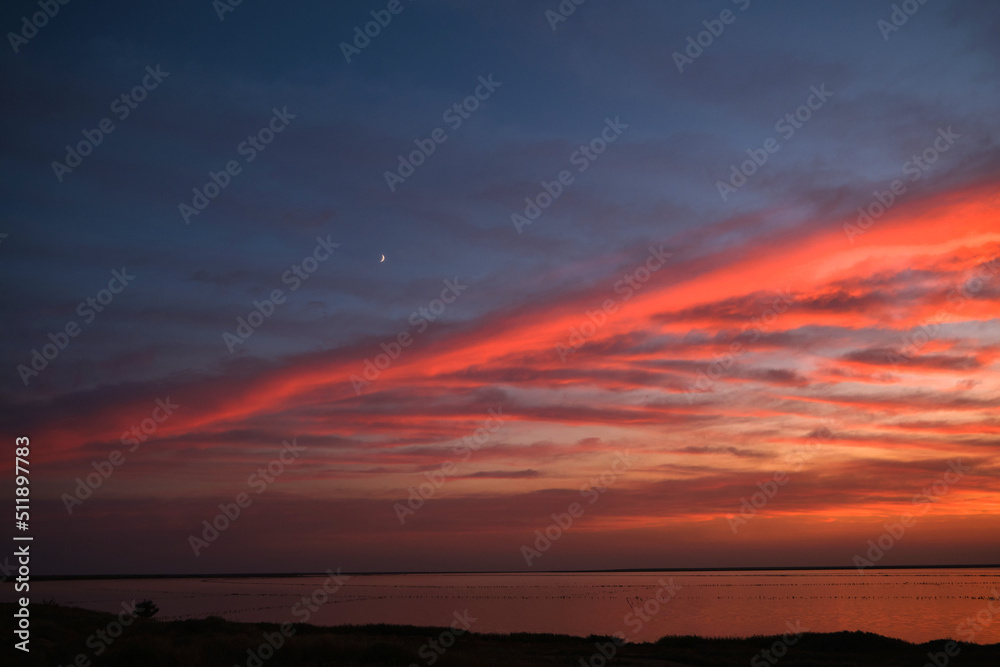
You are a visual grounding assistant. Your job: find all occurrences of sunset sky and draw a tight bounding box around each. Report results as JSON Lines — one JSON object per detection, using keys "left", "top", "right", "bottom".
{"left": 2, "top": 0, "right": 999, "bottom": 575}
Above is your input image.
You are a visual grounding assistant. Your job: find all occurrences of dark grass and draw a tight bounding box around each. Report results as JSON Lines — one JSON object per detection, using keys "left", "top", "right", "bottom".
{"left": 4, "top": 603, "right": 998, "bottom": 666}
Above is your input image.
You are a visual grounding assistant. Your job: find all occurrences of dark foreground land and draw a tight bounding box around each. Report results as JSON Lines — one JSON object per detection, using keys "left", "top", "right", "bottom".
{"left": 5, "top": 603, "right": 999, "bottom": 666}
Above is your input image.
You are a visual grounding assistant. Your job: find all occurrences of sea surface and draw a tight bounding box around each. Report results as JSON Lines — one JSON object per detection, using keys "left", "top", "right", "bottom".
{"left": 33, "top": 568, "right": 1000, "bottom": 644}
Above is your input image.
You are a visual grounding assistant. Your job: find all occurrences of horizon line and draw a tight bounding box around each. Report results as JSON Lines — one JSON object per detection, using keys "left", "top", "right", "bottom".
{"left": 33, "top": 563, "right": 1000, "bottom": 581}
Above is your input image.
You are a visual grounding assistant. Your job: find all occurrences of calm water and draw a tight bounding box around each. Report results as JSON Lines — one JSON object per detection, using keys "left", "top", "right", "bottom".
{"left": 34, "top": 569, "right": 1000, "bottom": 644}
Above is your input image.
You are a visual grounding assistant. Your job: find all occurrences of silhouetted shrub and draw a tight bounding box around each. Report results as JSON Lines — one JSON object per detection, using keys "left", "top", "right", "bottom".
{"left": 134, "top": 599, "right": 159, "bottom": 619}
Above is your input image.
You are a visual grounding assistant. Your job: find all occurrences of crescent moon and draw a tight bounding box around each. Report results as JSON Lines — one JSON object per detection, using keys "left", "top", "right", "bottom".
{"left": 380, "top": 254, "right": 385, "bottom": 262}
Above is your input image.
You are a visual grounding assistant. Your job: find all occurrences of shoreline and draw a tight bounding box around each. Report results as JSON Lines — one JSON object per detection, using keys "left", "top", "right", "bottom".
{"left": 7, "top": 603, "right": 998, "bottom": 666}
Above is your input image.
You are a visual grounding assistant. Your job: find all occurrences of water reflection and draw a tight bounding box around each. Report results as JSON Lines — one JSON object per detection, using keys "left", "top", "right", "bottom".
{"left": 33, "top": 569, "right": 1000, "bottom": 644}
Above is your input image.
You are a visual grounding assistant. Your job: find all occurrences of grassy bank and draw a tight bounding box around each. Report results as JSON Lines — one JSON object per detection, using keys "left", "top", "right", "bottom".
{"left": 4, "top": 603, "right": 998, "bottom": 666}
